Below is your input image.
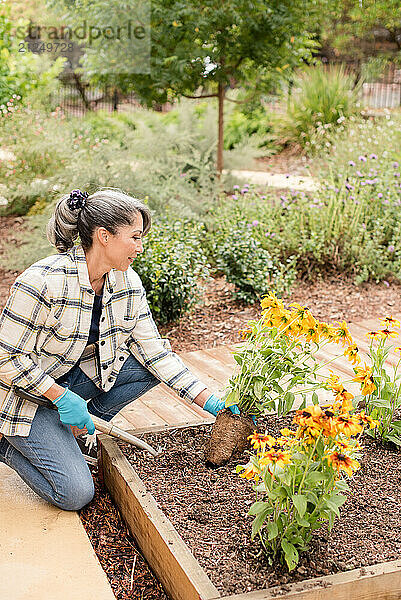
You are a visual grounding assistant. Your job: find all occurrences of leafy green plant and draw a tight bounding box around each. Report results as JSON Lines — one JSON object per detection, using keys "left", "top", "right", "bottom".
{"left": 360, "top": 319, "right": 401, "bottom": 445}
{"left": 211, "top": 222, "right": 295, "bottom": 304}
{"left": 133, "top": 217, "right": 211, "bottom": 325}
{"left": 238, "top": 399, "right": 372, "bottom": 570}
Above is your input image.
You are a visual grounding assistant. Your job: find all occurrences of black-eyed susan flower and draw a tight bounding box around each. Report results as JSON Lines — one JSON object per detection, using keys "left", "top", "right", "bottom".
{"left": 248, "top": 432, "right": 275, "bottom": 452}
{"left": 379, "top": 329, "right": 399, "bottom": 339}
{"left": 239, "top": 461, "right": 261, "bottom": 482}
{"left": 336, "top": 414, "right": 363, "bottom": 437}
{"left": 344, "top": 343, "right": 361, "bottom": 365}
{"left": 366, "top": 330, "right": 384, "bottom": 340}
{"left": 326, "top": 452, "right": 360, "bottom": 476}
{"left": 259, "top": 449, "right": 292, "bottom": 469}
{"left": 352, "top": 364, "right": 376, "bottom": 396}
{"left": 335, "top": 390, "right": 354, "bottom": 413}
{"left": 358, "top": 410, "right": 378, "bottom": 430}
{"left": 334, "top": 321, "right": 353, "bottom": 347}
{"left": 380, "top": 316, "right": 401, "bottom": 328}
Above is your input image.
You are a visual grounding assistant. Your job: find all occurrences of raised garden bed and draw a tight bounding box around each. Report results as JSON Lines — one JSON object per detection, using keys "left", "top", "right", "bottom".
{"left": 98, "top": 419, "right": 401, "bottom": 600}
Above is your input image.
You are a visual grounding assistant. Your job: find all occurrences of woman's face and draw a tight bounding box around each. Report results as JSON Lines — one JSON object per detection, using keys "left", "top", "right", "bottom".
{"left": 103, "top": 213, "right": 144, "bottom": 271}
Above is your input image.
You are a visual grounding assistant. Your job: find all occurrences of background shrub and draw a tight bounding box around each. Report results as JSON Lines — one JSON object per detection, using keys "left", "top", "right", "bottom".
{"left": 133, "top": 217, "right": 211, "bottom": 325}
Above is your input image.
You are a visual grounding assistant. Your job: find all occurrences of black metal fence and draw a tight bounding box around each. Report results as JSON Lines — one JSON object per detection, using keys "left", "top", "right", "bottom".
{"left": 52, "top": 62, "right": 401, "bottom": 116}
{"left": 50, "top": 83, "right": 143, "bottom": 115}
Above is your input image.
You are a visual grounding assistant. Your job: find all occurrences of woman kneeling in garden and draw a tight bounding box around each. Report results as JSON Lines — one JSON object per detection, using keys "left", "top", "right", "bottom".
{"left": 0, "top": 188, "right": 229, "bottom": 510}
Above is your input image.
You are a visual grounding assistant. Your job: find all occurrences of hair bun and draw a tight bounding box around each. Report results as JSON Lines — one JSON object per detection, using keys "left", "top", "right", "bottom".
{"left": 67, "top": 189, "right": 89, "bottom": 211}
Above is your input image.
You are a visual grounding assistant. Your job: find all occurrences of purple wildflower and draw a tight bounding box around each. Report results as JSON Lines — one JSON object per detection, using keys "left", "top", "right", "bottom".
{"left": 388, "top": 245, "right": 395, "bottom": 253}
{"left": 359, "top": 155, "right": 367, "bottom": 162}
{"left": 369, "top": 154, "right": 377, "bottom": 160}
{"left": 378, "top": 193, "right": 383, "bottom": 198}
{"left": 232, "top": 195, "right": 238, "bottom": 200}
{"left": 252, "top": 220, "right": 259, "bottom": 226}
{"left": 383, "top": 280, "right": 390, "bottom": 287}
{"left": 233, "top": 184, "right": 240, "bottom": 189}
{"left": 348, "top": 160, "right": 355, "bottom": 167}
{"left": 393, "top": 162, "right": 399, "bottom": 168}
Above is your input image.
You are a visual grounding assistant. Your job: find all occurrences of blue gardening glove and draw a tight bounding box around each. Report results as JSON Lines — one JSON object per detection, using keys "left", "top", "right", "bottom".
{"left": 203, "top": 393, "right": 240, "bottom": 417}
{"left": 54, "top": 388, "right": 95, "bottom": 435}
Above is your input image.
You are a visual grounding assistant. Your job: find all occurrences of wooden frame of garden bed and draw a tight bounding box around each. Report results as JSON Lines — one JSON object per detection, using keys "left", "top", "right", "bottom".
{"left": 98, "top": 428, "right": 401, "bottom": 600}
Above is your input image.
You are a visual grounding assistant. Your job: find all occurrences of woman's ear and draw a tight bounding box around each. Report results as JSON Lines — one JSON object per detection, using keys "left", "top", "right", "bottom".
{"left": 96, "top": 227, "right": 109, "bottom": 247}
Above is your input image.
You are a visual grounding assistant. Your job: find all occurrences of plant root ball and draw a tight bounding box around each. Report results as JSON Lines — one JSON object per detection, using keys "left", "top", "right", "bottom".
{"left": 204, "top": 409, "right": 255, "bottom": 467}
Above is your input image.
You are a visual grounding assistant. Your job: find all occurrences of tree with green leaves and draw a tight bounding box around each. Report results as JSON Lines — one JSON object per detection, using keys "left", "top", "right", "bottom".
{"left": 47, "top": 0, "right": 323, "bottom": 173}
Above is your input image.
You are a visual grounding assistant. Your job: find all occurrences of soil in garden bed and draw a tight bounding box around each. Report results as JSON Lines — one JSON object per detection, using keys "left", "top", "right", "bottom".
{"left": 119, "top": 417, "right": 401, "bottom": 596}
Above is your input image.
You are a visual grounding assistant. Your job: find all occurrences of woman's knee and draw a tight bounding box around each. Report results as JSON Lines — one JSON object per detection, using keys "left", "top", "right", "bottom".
{"left": 54, "top": 473, "right": 95, "bottom": 511}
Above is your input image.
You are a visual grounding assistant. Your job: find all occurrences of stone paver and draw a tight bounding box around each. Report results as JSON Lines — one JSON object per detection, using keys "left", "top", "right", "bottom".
{"left": 0, "top": 463, "right": 114, "bottom": 600}
{"left": 227, "top": 169, "right": 318, "bottom": 192}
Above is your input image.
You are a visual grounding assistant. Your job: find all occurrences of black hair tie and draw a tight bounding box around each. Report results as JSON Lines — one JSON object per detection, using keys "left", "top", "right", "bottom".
{"left": 67, "top": 189, "right": 89, "bottom": 211}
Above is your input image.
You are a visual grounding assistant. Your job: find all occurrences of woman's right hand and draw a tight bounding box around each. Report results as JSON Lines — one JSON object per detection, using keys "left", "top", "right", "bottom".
{"left": 53, "top": 388, "right": 96, "bottom": 435}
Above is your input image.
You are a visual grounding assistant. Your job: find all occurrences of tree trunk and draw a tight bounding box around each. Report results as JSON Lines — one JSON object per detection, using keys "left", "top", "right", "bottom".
{"left": 72, "top": 72, "right": 92, "bottom": 111}
{"left": 217, "top": 82, "right": 225, "bottom": 176}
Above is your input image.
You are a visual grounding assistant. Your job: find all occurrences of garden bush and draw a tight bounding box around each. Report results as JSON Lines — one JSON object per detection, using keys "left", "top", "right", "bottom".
{"left": 209, "top": 221, "right": 296, "bottom": 304}
{"left": 132, "top": 216, "right": 211, "bottom": 325}
{"left": 281, "top": 64, "right": 361, "bottom": 152}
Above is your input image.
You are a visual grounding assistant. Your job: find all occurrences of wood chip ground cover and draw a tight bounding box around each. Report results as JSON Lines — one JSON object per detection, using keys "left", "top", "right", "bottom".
{"left": 119, "top": 417, "right": 401, "bottom": 596}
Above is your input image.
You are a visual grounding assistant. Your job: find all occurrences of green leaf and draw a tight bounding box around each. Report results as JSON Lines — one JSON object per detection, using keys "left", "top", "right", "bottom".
{"left": 305, "top": 471, "right": 327, "bottom": 485}
{"left": 281, "top": 539, "right": 299, "bottom": 571}
{"left": 312, "top": 391, "right": 319, "bottom": 405}
{"left": 266, "top": 521, "right": 279, "bottom": 540}
{"left": 225, "top": 390, "right": 240, "bottom": 408}
{"left": 233, "top": 354, "right": 243, "bottom": 366}
{"left": 248, "top": 501, "right": 270, "bottom": 516}
{"left": 295, "top": 514, "right": 311, "bottom": 527}
{"left": 292, "top": 494, "right": 307, "bottom": 518}
{"left": 283, "top": 391, "right": 295, "bottom": 413}
{"left": 251, "top": 509, "right": 269, "bottom": 539}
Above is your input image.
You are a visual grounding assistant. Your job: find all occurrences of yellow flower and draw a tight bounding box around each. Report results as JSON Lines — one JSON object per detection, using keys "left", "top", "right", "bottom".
{"left": 334, "top": 321, "right": 353, "bottom": 347}
{"left": 366, "top": 331, "right": 384, "bottom": 340}
{"left": 326, "top": 452, "right": 360, "bottom": 476}
{"left": 247, "top": 432, "right": 275, "bottom": 452}
{"left": 357, "top": 410, "right": 378, "bottom": 430}
{"left": 336, "top": 414, "right": 363, "bottom": 437}
{"left": 259, "top": 449, "right": 292, "bottom": 469}
{"left": 239, "top": 461, "right": 261, "bottom": 482}
{"left": 395, "top": 347, "right": 401, "bottom": 354}
{"left": 280, "top": 427, "right": 296, "bottom": 437}
{"left": 379, "top": 329, "right": 399, "bottom": 339}
{"left": 352, "top": 364, "right": 376, "bottom": 396}
{"left": 344, "top": 343, "right": 361, "bottom": 365}
{"left": 317, "top": 322, "right": 337, "bottom": 341}
{"left": 289, "top": 303, "right": 316, "bottom": 330}
{"left": 380, "top": 316, "right": 401, "bottom": 328}
{"left": 335, "top": 390, "right": 354, "bottom": 413}
{"left": 172, "top": 20, "right": 179, "bottom": 27}
{"left": 326, "top": 372, "right": 344, "bottom": 395}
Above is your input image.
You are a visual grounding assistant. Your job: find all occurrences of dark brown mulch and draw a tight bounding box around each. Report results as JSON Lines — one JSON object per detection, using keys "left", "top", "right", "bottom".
{"left": 119, "top": 417, "right": 401, "bottom": 597}
{"left": 79, "top": 465, "right": 168, "bottom": 600}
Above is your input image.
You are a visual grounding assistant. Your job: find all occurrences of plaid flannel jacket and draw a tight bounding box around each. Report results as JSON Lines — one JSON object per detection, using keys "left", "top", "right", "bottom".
{"left": 0, "top": 245, "right": 207, "bottom": 436}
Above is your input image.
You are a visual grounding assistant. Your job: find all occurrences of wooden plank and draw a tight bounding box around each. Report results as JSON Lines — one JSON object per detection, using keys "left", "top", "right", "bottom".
{"left": 179, "top": 350, "right": 233, "bottom": 384}
{"left": 221, "top": 559, "right": 401, "bottom": 599}
{"left": 201, "top": 346, "right": 237, "bottom": 369}
{"left": 99, "top": 435, "right": 220, "bottom": 600}
{"left": 141, "top": 384, "right": 214, "bottom": 420}
{"left": 120, "top": 398, "right": 167, "bottom": 429}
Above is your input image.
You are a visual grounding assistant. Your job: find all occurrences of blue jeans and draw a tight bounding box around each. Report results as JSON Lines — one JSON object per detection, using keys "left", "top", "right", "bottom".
{"left": 0, "top": 355, "right": 160, "bottom": 510}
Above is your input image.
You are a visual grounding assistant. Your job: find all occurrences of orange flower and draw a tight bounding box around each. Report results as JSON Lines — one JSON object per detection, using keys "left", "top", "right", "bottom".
{"left": 335, "top": 390, "right": 354, "bottom": 413}
{"left": 289, "top": 303, "right": 316, "bottom": 330}
{"left": 352, "top": 364, "right": 376, "bottom": 396}
{"left": 326, "top": 372, "right": 343, "bottom": 395}
{"left": 319, "top": 407, "right": 339, "bottom": 436}
{"left": 336, "top": 414, "right": 363, "bottom": 437}
{"left": 239, "top": 461, "right": 261, "bottom": 482}
{"left": 293, "top": 405, "right": 323, "bottom": 437}
{"left": 358, "top": 410, "right": 378, "bottom": 430}
{"left": 239, "top": 327, "right": 253, "bottom": 340}
{"left": 326, "top": 452, "right": 360, "bottom": 476}
{"left": 259, "top": 449, "right": 292, "bottom": 469}
{"left": 248, "top": 432, "right": 275, "bottom": 452}
{"left": 344, "top": 343, "right": 361, "bottom": 366}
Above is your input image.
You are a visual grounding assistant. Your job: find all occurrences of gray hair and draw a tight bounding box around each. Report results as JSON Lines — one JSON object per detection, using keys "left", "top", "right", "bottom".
{"left": 47, "top": 188, "right": 152, "bottom": 253}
